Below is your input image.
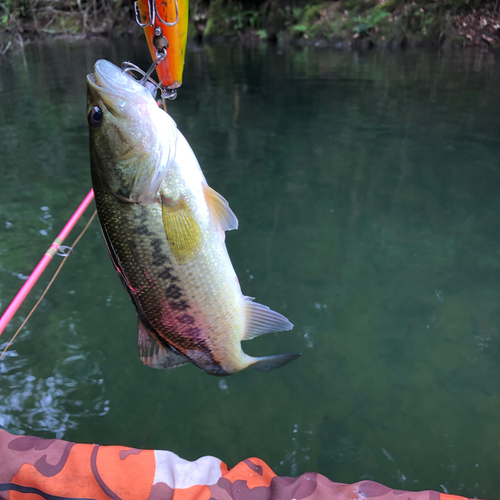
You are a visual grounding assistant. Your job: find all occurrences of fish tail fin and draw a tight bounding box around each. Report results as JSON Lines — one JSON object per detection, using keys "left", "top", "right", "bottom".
{"left": 249, "top": 352, "right": 301, "bottom": 371}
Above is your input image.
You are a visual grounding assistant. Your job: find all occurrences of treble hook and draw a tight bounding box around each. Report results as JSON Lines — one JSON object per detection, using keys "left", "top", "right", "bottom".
{"left": 121, "top": 51, "right": 178, "bottom": 101}
{"left": 134, "top": 0, "right": 179, "bottom": 28}
{"left": 134, "top": 0, "right": 153, "bottom": 27}
{"left": 128, "top": 50, "right": 166, "bottom": 84}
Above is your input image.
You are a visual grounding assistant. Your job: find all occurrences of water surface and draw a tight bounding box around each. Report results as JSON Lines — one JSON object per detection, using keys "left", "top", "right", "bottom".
{"left": 0, "top": 40, "right": 499, "bottom": 498}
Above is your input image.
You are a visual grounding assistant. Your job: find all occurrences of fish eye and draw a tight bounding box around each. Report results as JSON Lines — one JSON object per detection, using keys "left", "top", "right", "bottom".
{"left": 89, "top": 106, "right": 102, "bottom": 128}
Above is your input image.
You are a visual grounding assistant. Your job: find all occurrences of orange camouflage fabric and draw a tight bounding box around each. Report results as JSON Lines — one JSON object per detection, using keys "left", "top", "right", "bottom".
{"left": 0, "top": 428, "right": 472, "bottom": 500}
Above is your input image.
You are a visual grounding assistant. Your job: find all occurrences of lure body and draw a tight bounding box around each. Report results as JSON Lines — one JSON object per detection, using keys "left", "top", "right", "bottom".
{"left": 136, "top": 0, "right": 189, "bottom": 89}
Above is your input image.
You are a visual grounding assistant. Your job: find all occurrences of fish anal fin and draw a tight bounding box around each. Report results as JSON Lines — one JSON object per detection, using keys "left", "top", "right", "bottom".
{"left": 251, "top": 353, "right": 301, "bottom": 371}
{"left": 202, "top": 183, "right": 238, "bottom": 232}
{"left": 243, "top": 296, "right": 294, "bottom": 341}
{"left": 161, "top": 194, "right": 202, "bottom": 265}
{"left": 138, "top": 317, "right": 189, "bottom": 369}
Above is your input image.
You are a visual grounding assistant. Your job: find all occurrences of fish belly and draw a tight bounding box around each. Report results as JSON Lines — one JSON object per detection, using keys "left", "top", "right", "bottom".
{"left": 93, "top": 185, "right": 249, "bottom": 375}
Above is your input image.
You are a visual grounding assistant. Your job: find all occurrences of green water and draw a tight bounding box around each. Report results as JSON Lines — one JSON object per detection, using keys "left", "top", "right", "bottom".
{"left": 1, "top": 40, "right": 500, "bottom": 498}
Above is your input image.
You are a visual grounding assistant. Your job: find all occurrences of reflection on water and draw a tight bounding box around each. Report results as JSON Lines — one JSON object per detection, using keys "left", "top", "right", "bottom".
{"left": 0, "top": 318, "right": 108, "bottom": 438}
{"left": 0, "top": 40, "right": 500, "bottom": 498}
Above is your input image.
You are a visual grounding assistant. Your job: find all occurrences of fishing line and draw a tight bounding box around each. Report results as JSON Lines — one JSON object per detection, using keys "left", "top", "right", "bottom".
{"left": 0, "top": 210, "right": 98, "bottom": 361}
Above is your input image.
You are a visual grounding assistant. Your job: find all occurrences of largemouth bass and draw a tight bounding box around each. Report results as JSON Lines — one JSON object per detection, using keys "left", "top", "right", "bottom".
{"left": 87, "top": 60, "right": 300, "bottom": 376}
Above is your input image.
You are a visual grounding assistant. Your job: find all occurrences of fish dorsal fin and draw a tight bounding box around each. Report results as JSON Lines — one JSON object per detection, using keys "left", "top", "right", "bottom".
{"left": 137, "top": 317, "right": 189, "bottom": 369}
{"left": 202, "top": 183, "right": 238, "bottom": 232}
{"left": 243, "top": 296, "right": 294, "bottom": 341}
{"left": 161, "top": 194, "right": 202, "bottom": 264}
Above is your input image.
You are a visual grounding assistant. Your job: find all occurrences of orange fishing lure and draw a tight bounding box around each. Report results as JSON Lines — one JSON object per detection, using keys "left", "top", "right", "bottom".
{"left": 135, "top": 0, "right": 189, "bottom": 89}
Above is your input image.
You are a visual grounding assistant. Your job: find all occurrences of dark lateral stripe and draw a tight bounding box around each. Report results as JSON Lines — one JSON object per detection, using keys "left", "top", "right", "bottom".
{"left": 0, "top": 483, "right": 96, "bottom": 500}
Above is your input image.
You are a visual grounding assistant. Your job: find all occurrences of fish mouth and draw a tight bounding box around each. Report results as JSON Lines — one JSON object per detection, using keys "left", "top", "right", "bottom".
{"left": 86, "top": 73, "right": 102, "bottom": 96}
{"left": 87, "top": 59, "right": 148, "bottom": 104}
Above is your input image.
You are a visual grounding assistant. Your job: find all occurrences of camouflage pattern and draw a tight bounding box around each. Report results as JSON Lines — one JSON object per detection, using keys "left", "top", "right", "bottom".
{"left": 0, "top": 429, "right": 473, "bottom": 500}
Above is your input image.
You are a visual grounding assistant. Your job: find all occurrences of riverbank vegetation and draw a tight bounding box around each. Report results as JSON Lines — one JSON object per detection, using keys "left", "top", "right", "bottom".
{"left": 200, "top": 0, "right": 500, "bottom": 48}
{"left": 0, "top": 0, "right": 499, "bottom": 49}
{"left": 0, "top": 0, "right": 134, "bottom": 37}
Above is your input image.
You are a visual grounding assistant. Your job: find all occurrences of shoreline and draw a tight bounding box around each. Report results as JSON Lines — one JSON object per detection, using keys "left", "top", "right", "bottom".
{"left": 1, "top": 1, "right": 499, "bottom": 52}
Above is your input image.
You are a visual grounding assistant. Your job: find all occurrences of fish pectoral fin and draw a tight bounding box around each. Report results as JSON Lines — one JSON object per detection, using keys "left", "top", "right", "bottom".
{"left": 202, "top": 183, "right": 238, "bottom": 232}
{"left": 250, "top": 353, "right": 302, "bottom": 371}
{"left": 137, "top": 317, "right": 189, "bottom": 369}
{"left": 161, "top": 194, "right": 202, "bottom": 264}
{"left": 114, "top": 188, "right": 137, "bottom": 204}
{"left": 115, "top": 194, "right": 136, "bottom": 204}
{"left": 243, "top": 296, "right": 294, "bottom": 340}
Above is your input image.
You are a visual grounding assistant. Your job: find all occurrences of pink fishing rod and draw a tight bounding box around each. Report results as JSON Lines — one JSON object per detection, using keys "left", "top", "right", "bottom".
{"left": 0, "top": 189, "right": 95, "bottom": 336}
